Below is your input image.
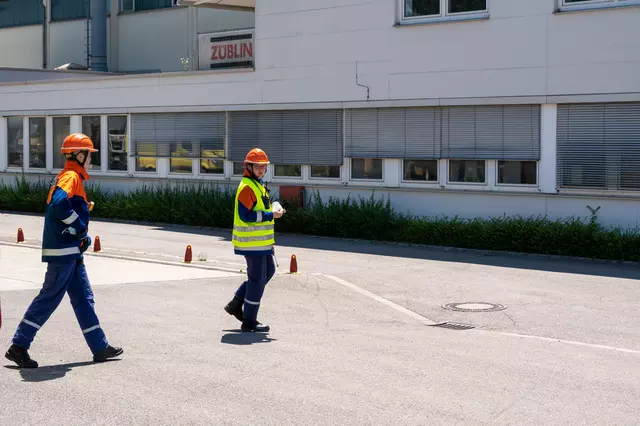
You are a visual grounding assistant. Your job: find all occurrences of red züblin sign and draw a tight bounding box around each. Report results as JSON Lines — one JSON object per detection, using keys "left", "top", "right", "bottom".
{"left": 198, "top": 29, "right": 254, "bottom": 70}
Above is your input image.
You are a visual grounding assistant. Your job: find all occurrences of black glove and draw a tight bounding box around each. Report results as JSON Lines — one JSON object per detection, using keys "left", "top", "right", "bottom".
{"left": 79, "top": 236, "right": 92, "bottom": 254}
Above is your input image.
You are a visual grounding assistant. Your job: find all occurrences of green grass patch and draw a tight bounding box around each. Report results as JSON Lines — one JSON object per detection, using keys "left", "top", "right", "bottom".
{"left": 1, "top": 176, "right": 639, "bottom": 262}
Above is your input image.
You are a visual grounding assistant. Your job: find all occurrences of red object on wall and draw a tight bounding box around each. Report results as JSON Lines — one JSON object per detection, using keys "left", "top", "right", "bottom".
{"left": 279, "top": 186, "right": 305, "bottom": 209}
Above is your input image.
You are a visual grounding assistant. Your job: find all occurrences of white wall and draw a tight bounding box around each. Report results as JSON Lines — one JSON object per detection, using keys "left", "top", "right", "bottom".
{"left": 118, "top": 8, "right": 188, "bottom": 72}
{"left": 49, "top": 20, "right": 91, "bottom": 69}
{"left": 255, "top": 0, "right": 640, "bottom": 101}
{"left": 0, "top": 25, "right": 43, "bottom": 69}
{"left": 196, "top": 7, "right": 254, "bottom": 34}
{"left": 117, "top": 7, "right": 254, "bottom": 73}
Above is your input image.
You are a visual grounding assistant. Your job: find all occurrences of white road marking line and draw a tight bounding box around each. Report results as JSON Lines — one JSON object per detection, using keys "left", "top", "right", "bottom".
{"left": 322, "top": 274, "right": 436, "bottom": 326}
{"left": 322, "top": 274, "right": 640, "bottom": 356}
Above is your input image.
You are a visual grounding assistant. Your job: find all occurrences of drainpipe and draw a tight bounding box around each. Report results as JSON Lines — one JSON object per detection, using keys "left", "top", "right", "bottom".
{"left": 90, "top": 0, "right": 108, "bottom": 71}
{"left": 42, "top": 0, "right": 48, "bottom": 68}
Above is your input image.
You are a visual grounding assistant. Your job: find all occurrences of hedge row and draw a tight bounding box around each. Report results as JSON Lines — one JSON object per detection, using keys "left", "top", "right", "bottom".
{"left": 1, "top": 176, "right": 639, "bottom": 262}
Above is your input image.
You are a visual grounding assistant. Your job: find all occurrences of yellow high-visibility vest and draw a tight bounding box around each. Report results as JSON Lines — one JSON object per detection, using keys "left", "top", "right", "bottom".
{"left": 232, "top": 177, "right": 275, "bottom": 252}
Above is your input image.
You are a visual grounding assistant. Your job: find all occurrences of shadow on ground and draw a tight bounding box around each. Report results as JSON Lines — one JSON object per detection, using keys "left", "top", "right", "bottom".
{"left": 221, "top": 330, "right": 277, "bottom": 346}
{"left": 142, "top": 223, "right": 640, "bottom": 281}
{"left": 4, "top": 359, "right": 120, "bottom": 382}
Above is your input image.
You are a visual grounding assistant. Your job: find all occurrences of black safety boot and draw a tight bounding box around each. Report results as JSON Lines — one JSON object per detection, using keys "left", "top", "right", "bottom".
{"left": 5, "top": 344, "right": 39, "bottom": 368}
{"left": 224, "top": 296, "right": 244, "bottom": 322}
{"left": 241, "top": 321, "right": 270, "bottom": 333}
{"left": 93, "top": 345, "right": 123, "bottom": 363}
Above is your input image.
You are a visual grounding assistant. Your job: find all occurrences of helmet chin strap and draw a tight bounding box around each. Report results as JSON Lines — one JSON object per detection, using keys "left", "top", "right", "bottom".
{"left": 66, "top": 151, "right": 89, "bottom": 167}
{"left": 246, "top": 163, "right": 259, "bottom": 180}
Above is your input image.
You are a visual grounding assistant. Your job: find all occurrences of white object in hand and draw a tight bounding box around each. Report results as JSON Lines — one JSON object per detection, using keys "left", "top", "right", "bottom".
{"left": 272, "top": 201, "right": 284, "bottom": 213}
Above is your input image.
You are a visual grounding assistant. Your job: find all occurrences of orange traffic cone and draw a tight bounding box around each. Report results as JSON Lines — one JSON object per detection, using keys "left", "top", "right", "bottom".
{"left": 184, "top": 245, "right": 193, "bottom": 263}
{"left": 17, "top": 228, "right": 24, "bottom": 243}
{"left": 289, "top": 254, "right": 298, "bottom": 274}
{"left": 94, "top": 236, "right": 102, "bottom": 252}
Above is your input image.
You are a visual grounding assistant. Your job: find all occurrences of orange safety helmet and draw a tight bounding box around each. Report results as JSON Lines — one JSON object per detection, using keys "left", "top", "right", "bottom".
{"left": 244, "top": 148, "right": 270, "bottom": 165}
{"left": 61, "top": 133, "right": 98, "bottom": 154}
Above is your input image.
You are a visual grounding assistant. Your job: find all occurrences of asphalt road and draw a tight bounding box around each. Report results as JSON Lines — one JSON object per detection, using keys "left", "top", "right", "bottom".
{"left": 0, "top": 212, "right": 639, "bottom": 425}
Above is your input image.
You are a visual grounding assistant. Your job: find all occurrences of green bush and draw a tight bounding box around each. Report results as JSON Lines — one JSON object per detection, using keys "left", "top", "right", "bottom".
{"left": 1, "top": 176, "right": 639, "bottom": 262}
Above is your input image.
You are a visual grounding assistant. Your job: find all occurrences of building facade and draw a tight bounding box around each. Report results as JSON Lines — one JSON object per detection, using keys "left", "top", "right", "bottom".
{"left": 1, "top": 0, "right": 640, "bottom": 229}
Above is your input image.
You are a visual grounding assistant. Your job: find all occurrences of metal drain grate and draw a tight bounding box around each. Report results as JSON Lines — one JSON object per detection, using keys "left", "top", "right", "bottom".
{"left": 429, "top": 322, "right": 475, "bottom": 331}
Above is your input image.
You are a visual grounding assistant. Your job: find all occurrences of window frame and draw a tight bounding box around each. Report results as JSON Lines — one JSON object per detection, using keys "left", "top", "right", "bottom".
{"left": 308, "top": 165, "right": 342, "bottom": 181}
{"left": 400, "top": 158, "right": 440, "bottom": 185}
{"left": 27, "top": 116, "right": 47, "bottom": 172}
{"left": 349, "top": 158, "right": 385, "bottom": 183}
{"left": 447, "top": 159, "right": 488, "bottom": 186}
{"left": 272, "top": 164, "right": 304, "bottom": 180}
{"left": 496, "top": 160, "right": 539, "bottom": 188}
{"left": 51, "top": 115, "right": 72, "bottom": 172}
{"left": 557, "top": 0, "right": 640, "bottom": 12}
{"left": 106, "top": 114, "right": 131, "bottom": 175}
{"left": 120, "top": 0, "right": 178, "bottom": 13}
{"left": 6, "top": 116, "right": 25, "bottom": 170}
{"left": 399, "top": 0, "right": 489, "bottom": 25}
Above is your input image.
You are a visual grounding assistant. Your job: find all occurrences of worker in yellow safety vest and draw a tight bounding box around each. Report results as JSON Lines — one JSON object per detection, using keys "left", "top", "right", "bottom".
{"left": 224, "top": 148, "right": 286, "bottom": 332}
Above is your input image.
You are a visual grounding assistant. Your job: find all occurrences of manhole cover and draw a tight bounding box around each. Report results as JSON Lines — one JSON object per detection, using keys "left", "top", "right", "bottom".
{"left": 442, "top": 302, "right": 506, "bottom": 312}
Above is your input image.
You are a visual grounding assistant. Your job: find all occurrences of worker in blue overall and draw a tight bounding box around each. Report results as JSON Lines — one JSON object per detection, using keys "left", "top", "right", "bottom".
{"left": 224, "top": 148, "right": 286, "bottom": 332}
{"left": 5, "top": 133, "right": 123, "bottom": 368}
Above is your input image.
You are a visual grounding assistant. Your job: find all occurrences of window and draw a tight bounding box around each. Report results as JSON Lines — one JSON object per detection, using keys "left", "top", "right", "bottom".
{"left": 351, "top": 159, "right": 383, "bottom": 180}
{"left": 28, "top": 118, "right": 46, "bottom": 169}
{"left": 498, "top": 161, "right": 537, "bottom": 185}
{"left": 200, "top": 149, "right": 224, "bottom": 175}
{"left": 557, "top": 102, "right": 640, "bottom": 191}
{"left": 403, "top": 159, "right": 438, "bottom": 182}
{"left": 135, "top": 142, "right": 157, "bottom": 173}
{"left": 121, "top": 0, "right": 174, "bottom": 12}
{"left": 311, "top": 166, "right": 341, "bottom": 179}
{"left": 53, "top": 117, "right": 71, "bottom": 169}
{"left": 7, "top": 117, "right": 23, "bottom": 168}
{"left": 274, "top": 165, "right": 302, "bottom": 178}
{"left": 0, "top": 0, "right": 43, "bottom": 29}
{"left": 170, "top": 143, "right": 192, "bottom": 174}
{"left": 108, "top": 116, "right": 128, "bottom": 171}
{"left": 233, "top": 162, "right": 246, "bottom": 176}
{"left": 82, "top": 116, "right": 101, "bottom": 170}
{"left": 51, "top": 0, "right": 111, "bottom": 21}
{"left": 403, "top": 0, "right": 487, "bottom": 20}
{"left": 449, "top": 160, "right": 485, "bottom": 183}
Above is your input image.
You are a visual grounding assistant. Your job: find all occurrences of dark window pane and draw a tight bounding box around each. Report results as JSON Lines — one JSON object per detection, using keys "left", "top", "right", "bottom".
{"left": 7, "top": 117, "right": 23, "bottom": 168}
{"left": 233, "top": 162, "right": 246, "bottom": 175}
{"left": 404, "top": 0, "right": 439, "bottom": 17}
{"left": 29, "top": 118, "right": 46, "bottom": 169}
{"left": 0, "top": 0, "right": 43, "bottom": 29}
{"left": 274, "top": 165, "right": 302, "bottom": 177}
{"left": 351, "top": 158, "right": 383, "bottom": 180}
{"left": 108, "top": 116, "right": 128, "bottom": 171}
{"left": 449, "top": 160, "right": 485, "bottom": 183}
{"left": 403, "top": 159, "right": 438, "bottom": 181}
{"left": 82, "top": 116, "right": 101, "bottom": 169}
{"left": 53, "top": 117, "right": 71, "bottom": 169}
{"left": 311, "top": 166, "right": 340, "bottom": 179}
{"left": 448, "top": 0, "right": 486, "bottom": 14}
{"left": 498, "top": 161, "right": 537, "bottom": 185}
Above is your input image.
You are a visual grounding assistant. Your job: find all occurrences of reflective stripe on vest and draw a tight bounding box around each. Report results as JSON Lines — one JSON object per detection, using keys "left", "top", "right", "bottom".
{"left": 42, "top": 247, "right": 81, "bottom": 257}
{"left": 232, "top": 177, "right": 275, "bottom": 251}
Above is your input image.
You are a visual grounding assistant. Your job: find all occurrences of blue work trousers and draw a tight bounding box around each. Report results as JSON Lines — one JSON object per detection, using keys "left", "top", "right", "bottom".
{"left": 12, "top": 260, "right": 109, "bottom": 355}
{"left": 235, "top": 255, "right": 276, "bottom": 323}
